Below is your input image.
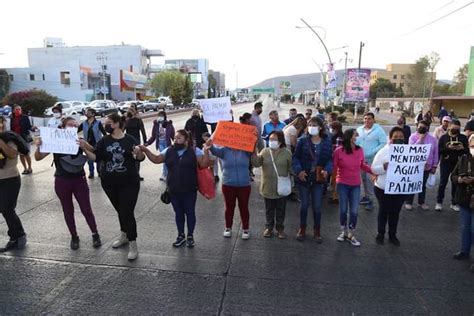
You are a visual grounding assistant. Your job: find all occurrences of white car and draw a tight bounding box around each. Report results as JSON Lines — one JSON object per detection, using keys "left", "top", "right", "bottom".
{"left": 44, "top": 101, "right": 89, "bottom": 116}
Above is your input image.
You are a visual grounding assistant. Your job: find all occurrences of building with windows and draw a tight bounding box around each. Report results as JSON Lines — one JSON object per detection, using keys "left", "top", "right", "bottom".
{"left": 370, "top": 64, "right": 436, "bottom": 96}
{"left": 208, "top": 70, "right": 226, "bottom": 97}
{"left": 6, "top": 38, "right": 163, "bottom": 101}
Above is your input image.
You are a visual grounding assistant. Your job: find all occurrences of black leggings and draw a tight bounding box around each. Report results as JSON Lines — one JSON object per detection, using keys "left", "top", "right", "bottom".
{"left": 0, "top": 176, "right": 25, "bottom": 240}
{"left": 101, "top": 179, "right": 140, "bottom": 241}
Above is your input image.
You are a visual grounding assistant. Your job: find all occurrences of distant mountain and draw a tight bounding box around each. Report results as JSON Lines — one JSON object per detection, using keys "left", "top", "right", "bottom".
{"left": 247, "top": 68, "right": 384, "bottom": 94}
{"left": 437, "top": 79, "right": 453, "bottom": 85}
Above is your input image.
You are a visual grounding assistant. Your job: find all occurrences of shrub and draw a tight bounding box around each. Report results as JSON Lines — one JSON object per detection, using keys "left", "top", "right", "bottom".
{"left": 2, "top": 89, "right": 57, "bottom": 116}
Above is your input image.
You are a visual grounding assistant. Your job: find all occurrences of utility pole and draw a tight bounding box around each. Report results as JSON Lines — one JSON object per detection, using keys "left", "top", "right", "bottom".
{"left": 96, "top": 52, "right": 108, "bottom": 100}
{"left": 358, "top": 42, "right": 365, "bottom": 69}
{"left": 343, "top": 52, "right": 348, "bottom": 99}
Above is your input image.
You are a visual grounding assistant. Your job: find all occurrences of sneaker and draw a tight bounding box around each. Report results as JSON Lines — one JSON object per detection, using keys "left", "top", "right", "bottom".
{"left": 186, "top": 236, "right": 195, "bottom": 248}
{"left": 453, "top": 251, "right": 470, "bottom": 260}
{"left": 0, "top": 235, "right": 27, "bottom": 252}
{"left": 241, "top": 230, "right": 250, "bottom": 240}
{"left": 450, "top": 204, "right": 460, "bottom": 212}
{"left": 419, "top": 204, "right": 429, "bottom": 211}
{"left": 172, "top": 234, "right": 186, "bottom": 247}
{"left": 112, "top": 232, "right": 129, "bottom": 248}
{"left": 70, "top": 236, "right": 80, "bottom": 250}
{"left": 376, "top": 233, "right": 384, "bottom": 245}
{"left": 92, "top": 233, "right": 102, "bottom": 248}
{"left": 388, "top": 236, "right": 400, "bottom": 247}
{"left": 435, "top": 203, "right": 443, "bottom": 212}
{"left": 405, "top": 203, "right": 413, "bottom": 210}
{"left": 223, "top": 228, "right": 232, "bottom": 238}
{"left": 337, "top": 231, "right": 347, "bottom": 242}
{"left": 277, "top": 230, "right": 287, "bottom": 239}
{"left": 128, "top": 241, "right": 138, "bottom": 260}
{"left": 359, "top": 197, "right": 370, "bottom": 205}
{"left": 263, "top": 228, "right": 273, "bottom": 238}
{"left": 349, "top": 236, "right": 361, "bottom": 247}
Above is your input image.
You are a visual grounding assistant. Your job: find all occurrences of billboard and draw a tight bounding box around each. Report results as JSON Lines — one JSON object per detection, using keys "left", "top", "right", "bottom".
{"left": 189, "top": 73, "right": 202, "bottom": 84}
{"left": 279, "top": 81, "right": 291, "bottom": 89}
{"left": 344, "top": 68, "right": 371, "bottom": 102}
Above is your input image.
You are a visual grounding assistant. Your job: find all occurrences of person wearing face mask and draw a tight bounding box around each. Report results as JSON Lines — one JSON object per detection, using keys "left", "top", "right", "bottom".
{"left": 145, "top": 110, "right": 175, "bottom": 181}
{"left": 433, "top": 116, "right": 452, "bottom": 140}
{"left": 138, "top": 130, "right": 209, "bottom": 248}
{"left": 404, "top": 120, "right": 439, "bottom": 211}
{"left": 185, "top": 109, "right": 208, "bottom": 149}
{"left": 372, "top": 127, "right": 408, "bottom": 246}
{"left": 124, "top": 107, "right": 147, "bottom": 181}
{"left": 355, "top": 112, "right": 387, "bottom": 211}
{"left": 47, "top": 106, "right": 63, "bottom": 128}
{"left": 436, "top": 119, "right": 469, "bottom": 212}
{"left": 251, "top": 130, "right": 292, "bottom": 239}
{"left": 292, "top": 117, "right": 332, "bottom": 242}
{"left": 396, "top": 116, "right": 411, "bottom": 144}
{"left": 450, "top": 134, "right": 474, "bottom": 271}
{"left": 78, "top": 108, "right": 107, "bottom": 179}
{"left": 79, "top": 113, "right": 145, "bottom": 261}
{"left": 35, "top": 117, "right": 101, "bottom": 250}
{"left": 333, "top": 129, "right": 373, "bottom": 247}
{"left": 0, "top": 116, "right": 27, "bottom": 252}
{"left": 10, "top": 105, "right": 37, "bottom": 175}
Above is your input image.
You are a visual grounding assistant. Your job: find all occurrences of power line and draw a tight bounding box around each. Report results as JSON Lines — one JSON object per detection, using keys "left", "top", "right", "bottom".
{"left": 403, "top": 0, "right": 474, "bottom": 36}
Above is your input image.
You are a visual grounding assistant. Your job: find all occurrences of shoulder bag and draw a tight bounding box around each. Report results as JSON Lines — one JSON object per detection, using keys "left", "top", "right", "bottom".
{"left": 269, "top": 149, "right": 291, "bottom": 196}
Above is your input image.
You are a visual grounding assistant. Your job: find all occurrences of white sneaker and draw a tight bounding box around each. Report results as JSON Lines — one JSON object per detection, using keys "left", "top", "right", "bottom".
{"left": 127, "top": 241, "right": 138, "bottom": 261}
{"left": 450, "top": 204, "right": 460, "bottom": 212}
{"left": 349, "top": 236, "right": 361, "bottom": 247}
{"left": 405, "top": 204, "right": 413, "bottom": 210}
{"left": 435, "top": 203, "right": 443, "bottom": 211}
{"left": 337, "top": 231, "right": 347, "bottom": 242}
{"left": 241, "top": 230, "right": 250, "bottom": 240}
{"left": 112, "top": 232, "right": 129, "bottom": 248}
{"left": 223, "top": 228, "right": 232, "bottom": 238}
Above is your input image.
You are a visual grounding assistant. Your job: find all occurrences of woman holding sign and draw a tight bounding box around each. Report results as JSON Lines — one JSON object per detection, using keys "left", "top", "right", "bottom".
{"left": 292, "top": 117, "right": 332, "bottom": 242}
{"left": 35, "top": 117, "right": 101, "bottom": 250}
{"left": 79, "top": 113, "right": 145, "bottom": 261}
{"left": 372, "top": 127, "right": 407, "bottom": 246}
{"left": 251, "top": 130, "right": 292, "bottom": 239}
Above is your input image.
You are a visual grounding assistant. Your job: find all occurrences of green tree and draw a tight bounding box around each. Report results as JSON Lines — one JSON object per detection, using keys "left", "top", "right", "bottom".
{"left": 182, "top": 75, "right": 194, "bottom": 105}
{"left": 170, "top": 86, "right": 183, "bottom": 106}
{"left": 433, "top": 82, "right": 452, "bottom": 95}
{"left": 427, "top": 52, "right": 440, "bottom": 99}
{"left": 150, "top": 70, "right": 185, "bottom": 97}
{"left": 0, "top": 69, "right": 10, "bottom": 99}
{"left": 408, "top": 56, "right": 430, "bottom": 97}
{"left": 369, "top": 78, "right": 397, "bottom": 99}
{"left": 2, "top": 89, "right": 57, "bottom": 116}
{"left": 451, "top": 64, "right": 468, "bottom": 94}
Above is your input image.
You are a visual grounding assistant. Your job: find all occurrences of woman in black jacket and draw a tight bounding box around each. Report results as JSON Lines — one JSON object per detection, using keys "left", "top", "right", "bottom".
{"left": 184, "top": 109, "right": 208, "bottom": 149}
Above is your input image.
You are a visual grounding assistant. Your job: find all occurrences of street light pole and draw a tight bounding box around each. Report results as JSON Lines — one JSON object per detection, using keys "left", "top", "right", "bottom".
{"left": 343, "top": 52, "right": 348, "bottom": 99}
{"left": 300, "top": 18, "right": 332, "bottom": 65}
{"left": 358, "top": 42, "right": 365, "bottom": 69}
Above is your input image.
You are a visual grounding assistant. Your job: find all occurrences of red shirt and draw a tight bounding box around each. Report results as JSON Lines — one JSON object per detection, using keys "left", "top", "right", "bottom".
{"left": 12, "top": 115, "right": 21, "bottom": 134}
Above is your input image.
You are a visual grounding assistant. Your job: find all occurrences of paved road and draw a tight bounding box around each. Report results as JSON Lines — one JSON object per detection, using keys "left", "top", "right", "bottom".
{"left": 1, "top": 98, "right": 473, "bottom": 314}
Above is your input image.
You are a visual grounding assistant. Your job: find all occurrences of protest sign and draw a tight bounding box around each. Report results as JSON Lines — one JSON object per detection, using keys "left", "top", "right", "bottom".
{"left": 212, "top": 121, "right": 257, "bottom": 152}
{"left": 200, "top": 97, "right": 232, "bottom": 123}
{"left": 39, "top": 127, "right": 79, "bottom": 155}
{"left": 385, "top": 144, "right": 431, "bottom": 195}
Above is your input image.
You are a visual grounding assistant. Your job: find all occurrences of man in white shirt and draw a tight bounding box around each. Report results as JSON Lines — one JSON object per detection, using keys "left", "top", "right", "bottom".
{"left": 47, "top": 106, "right": 63, "bottom": 128}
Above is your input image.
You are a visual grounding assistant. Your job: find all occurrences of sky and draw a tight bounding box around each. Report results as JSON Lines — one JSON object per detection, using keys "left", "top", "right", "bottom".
{"left": 1, "top": 0, "right": 473, "bottom": 89}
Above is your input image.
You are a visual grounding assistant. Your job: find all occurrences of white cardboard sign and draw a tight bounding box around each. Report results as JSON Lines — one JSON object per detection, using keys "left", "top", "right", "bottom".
{"left": 39, "top": 127, "right": 79, "bottom": 155}
{"left": 200, "top": 97, "right": 232, "bottom": 123}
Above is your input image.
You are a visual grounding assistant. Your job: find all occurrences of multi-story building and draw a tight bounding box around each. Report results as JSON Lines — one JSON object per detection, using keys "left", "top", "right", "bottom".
{"left": 208, "top": 70, "right": 226, "bottom": 97}
{"left": 6, "top": 38, "right": 163, "bottom": 101}
{"left": 370, "top": 64, "right": 436, "bottom": 96}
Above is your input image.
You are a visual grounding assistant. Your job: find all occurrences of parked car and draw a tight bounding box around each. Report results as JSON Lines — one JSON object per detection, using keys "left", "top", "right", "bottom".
{"left": 117, "top": 101, "right": 146, "bottom": 114}
{"left": 87, "top": 100, "right": 119, "bottom": 117}
{"left": 143, "top": 101, "right": 165, "bottom": 112}
{"left": 44, "top": 101, "right": 89, "bottom": 116}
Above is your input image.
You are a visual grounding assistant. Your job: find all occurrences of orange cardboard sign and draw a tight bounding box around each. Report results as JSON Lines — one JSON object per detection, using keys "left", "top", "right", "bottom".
{"left": 212, "top": 121, "right": 257, "bottom": 152}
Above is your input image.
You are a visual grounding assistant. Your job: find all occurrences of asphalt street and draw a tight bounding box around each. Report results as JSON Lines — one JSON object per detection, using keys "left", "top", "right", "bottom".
{"left": 0, "top": 98, "right": 473, "bottom": 315}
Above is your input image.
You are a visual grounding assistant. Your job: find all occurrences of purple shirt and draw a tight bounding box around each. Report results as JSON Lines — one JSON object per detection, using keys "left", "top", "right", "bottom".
{"left": 408, "top": 132, "right": 439, "bottom": 169}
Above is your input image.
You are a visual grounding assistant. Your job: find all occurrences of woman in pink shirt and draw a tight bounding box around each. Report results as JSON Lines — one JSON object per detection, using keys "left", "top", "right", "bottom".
{"left": 333, "top": 129, "right": 373, "bottom": 246}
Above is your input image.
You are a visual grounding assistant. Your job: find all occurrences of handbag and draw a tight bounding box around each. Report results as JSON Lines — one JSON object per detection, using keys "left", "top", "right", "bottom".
{"left": 160, "top": 188, "right": 171, "bottom": 204}
{"left": 426, "top": 173, "right": 436, "bottom": 188}
{"left": 269, "top": 149, "right": 291, "bottom": 196}
{"left": 197, "top": 166, "right": 215, "bottom": 199}
{"left": 307, "top": 138, "right": 326, "bottom": 183}
{"left": 59, "top": 154, "right": 88, "bottom": 174}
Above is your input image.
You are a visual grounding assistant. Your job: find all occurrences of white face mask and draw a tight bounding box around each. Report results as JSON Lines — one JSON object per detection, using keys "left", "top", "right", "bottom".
{"left": 53, "top": 112, "right": 61, "bottom": 119}
{"left": 157, "top": 117, "right": 164, "bottom": 122}
{"left": 470, "top": 148, "right": 474, "bottom": 156}
{"left": 308, "top": 126, "right": 320, "bottom": 136}
{"left": 329, "top": 128, "right": 333, "bottom": 134}
{"left": 269, "top": 140, "right": 279, "bottom": 149}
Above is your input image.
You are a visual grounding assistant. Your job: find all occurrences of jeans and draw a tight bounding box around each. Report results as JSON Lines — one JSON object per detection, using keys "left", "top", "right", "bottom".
{"left": 0, "top": 176, "right": 25, "bottom": 240}
{"left": 361, "top": 171, "right": 374, "bottom": 201}
{"left": 375, "top": 186, "right": 405, "bottom": 237}
{"left": 437, "top": 161, "right": 457, "bottom": 204}
{"left": 101, "top": 179, "right": 140, "bottom": 241}
{"left": 336, "top": 183, "right": 360, "bottom": 229}
{"left": 87, "top": 160, "right": 98, "bottom": 176}
{"left": 222, "top": 185, "right": 251, "bottom": 230}
{"left": 460, "top": 206, "right": 474, "bottom": 254}
{"left": 405, "top": 170, "right": 430, "bottom": 205}
{"left": 55, "top": 176, "right": 98, "bottom": 236}
{"left": 159, "top": 140, "right": 168, "bottom": 177}
{"left": 298, "top": 183, "right": 323, "bottom": 227}
{"left": 170, "top": 191, "right": 197, "bottom": 236}
{"left": 264, "top": 198, "right": 287, "bottom": 231}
